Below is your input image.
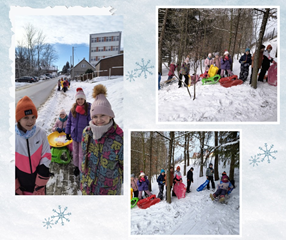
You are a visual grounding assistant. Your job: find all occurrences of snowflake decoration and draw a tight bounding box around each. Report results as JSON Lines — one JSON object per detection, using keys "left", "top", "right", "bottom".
{"left": 134, "top": 58, "right": 154, "bottom": 79}
{"left": 43, "top": 217, "right": 54, "bottom": 229}
{"left": 249, "top": 155, "right": 260, "bottom": 167}
{"left": 257, "top": 143, "right": 278, "bottom": 163}
{"left": 51, "top": 205, "right": 71, "bottom": 226}
{"left": 126, "top": 70, "right": 137, "bottom": 82}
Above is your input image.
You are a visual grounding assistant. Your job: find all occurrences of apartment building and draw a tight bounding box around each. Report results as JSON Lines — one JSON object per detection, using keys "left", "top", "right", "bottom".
{"left": 89, "top": 31, "right": 121, "bottom": 66}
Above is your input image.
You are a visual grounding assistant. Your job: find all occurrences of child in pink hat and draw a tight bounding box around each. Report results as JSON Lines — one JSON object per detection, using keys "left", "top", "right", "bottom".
{"left": 65, "top": 88, "right": 91, "bottom": 176}
{"left": 80, "top": 84, "right": 123, "bottom": 195}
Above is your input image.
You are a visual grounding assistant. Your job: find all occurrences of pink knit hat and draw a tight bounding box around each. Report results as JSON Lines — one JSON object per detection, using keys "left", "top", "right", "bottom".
{"left": 90, "top": 84, "right": 115, "bottom": 118}
{"left": 59, "top": 109, "right": 66, "bottom": 115}
{"left": 75, "top": 88, "right": 86, "bottom": 100}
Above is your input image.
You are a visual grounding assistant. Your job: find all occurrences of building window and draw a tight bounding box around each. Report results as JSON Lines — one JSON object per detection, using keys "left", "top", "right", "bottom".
{"left": 113, "top": 46, "right": 119, "bottom": 51}
{"left": 106, "top": 46, "right": 111, "bottom": 51}
{"left": 114, "top": 36, "right": 119, "bottom": 41}
{"left": 81, "top": 64, "right": 86, "bottom": 68}
{"left": 107, "top": 36, "right": 112, "bottom": 42}
{"left": 91, "top": 37, "right": 97, "bottom": 43}
{"left": 98, "top": 47, "right": 104, "bottom": 52}
{"left": 98, "top": 37, "right": 101, "bottom": 42}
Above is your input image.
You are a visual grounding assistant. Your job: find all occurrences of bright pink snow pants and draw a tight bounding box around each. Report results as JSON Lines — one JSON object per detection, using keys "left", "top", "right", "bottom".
{"left": 73, "top": 141, "right": 83, "bottom": 172}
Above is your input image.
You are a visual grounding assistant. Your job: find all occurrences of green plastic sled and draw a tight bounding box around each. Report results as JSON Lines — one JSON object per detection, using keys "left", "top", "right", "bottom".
{"left": 51, "top": 146, "right": 71, "bottom": 164}
{"left": 131, "top": 197, "right": 139, "bottom": 208}
{"left": 202, "top": 74, "right": 221, "bottom": 85}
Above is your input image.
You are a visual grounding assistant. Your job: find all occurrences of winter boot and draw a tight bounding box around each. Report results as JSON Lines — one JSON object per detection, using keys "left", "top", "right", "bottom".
{"left": 210, "top": 193, "right": 215, "bottom": 201}
{"left": 219, "top": 195, "right": 225, "bottom": 203}
{"left": 74, "top": 167, "right": 80, "bottom": 176}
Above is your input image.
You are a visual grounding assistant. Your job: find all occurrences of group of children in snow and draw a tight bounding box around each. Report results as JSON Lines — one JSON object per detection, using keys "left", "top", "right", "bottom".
{"left": 15, "top": 84, "right": 123, "bottom": 195}
{"left": 131, "top": 163, "right": 234, "bottom": 203}
{"left": 57, "top": 77, "right": 70, "bottom": 92}
{"left": 159, "top": 44, "right": 275, "bottom": 89}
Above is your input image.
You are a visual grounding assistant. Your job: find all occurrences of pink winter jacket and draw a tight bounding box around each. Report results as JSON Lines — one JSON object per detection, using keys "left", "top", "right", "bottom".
{"left": 204, "top": 58, "right": 214, "bottom": 72}
{"left": 52, "top": 118, "right": 67, "bottom": 132}
{"left": 131, "top": 178, "right": 139, "bottom": 191}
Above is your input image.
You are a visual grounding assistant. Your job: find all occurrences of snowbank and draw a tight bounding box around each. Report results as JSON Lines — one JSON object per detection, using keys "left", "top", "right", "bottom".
{"left": 36, "top": 76, "right": 123, "bottom": 134}
{"left": 158, "top": 39, "right": 277, "bottom": 122}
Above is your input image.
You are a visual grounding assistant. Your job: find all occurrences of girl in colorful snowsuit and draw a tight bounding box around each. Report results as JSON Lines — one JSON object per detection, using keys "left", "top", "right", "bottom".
{"left": 157, "top": 169, "right": 165, "bottom": 200}
{"left": 178, "top": 58, "right": 190, "bottom": 88}
{"left": 65, "top": 88, "right": 91, "bottom": 176}
{"left": 220, "top": 50, "right": 234, "bottom": 77}
{"left": 204, "top": 53, "right": 214, "bottom": 72}
{"left": 15, "top": 96, "right": 51, "bottom": 195}
{"left": 137, "top": 172, "right": 152, "bottom": 199}
{"left": 80, "top": 84, "right": 123, "bottom": 195}
{"left": 239, "top": 48, "right": 252, "bottom": 82}
{"left": 131, "top": 173, "right": 139, "bottom": 198}
{"left": 210, "top": 175, "right": 233, "bottom": 202}
{"left": 52, "top": 109, "right": 72, "bottom": 152}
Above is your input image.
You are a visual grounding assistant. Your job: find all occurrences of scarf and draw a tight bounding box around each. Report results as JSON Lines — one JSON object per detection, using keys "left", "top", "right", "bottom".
{"left": 59, "top": 115, "right": 68, "bottom": 122}
{"left": 89, "top": 119, "right": 113, "bottom": 140}
{"left": 15, "top": 124, "right": 36, "bottom": 139}
{"left": 76, "top": 105, "right": 85, "bottom": 115}
{"left": 208, "top": 57, "right": 212, "bottom": 60}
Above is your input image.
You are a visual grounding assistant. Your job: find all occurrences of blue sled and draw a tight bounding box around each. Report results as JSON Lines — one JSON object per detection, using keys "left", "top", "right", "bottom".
{"left": 196, "top": 179, "right": 209, "bottom": 192}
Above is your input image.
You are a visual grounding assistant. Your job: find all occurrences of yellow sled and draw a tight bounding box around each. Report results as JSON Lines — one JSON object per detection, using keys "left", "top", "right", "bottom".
{"left": 47, "top": 131, "right": 73, "bottom": 148}
{"left": 208, "top": 65, "right": 219, "bottom": 78}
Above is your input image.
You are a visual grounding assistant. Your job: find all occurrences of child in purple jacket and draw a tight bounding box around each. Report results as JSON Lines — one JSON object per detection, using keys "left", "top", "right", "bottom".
{"left": 137, "top": 172, "right": 152, "bottom": 199}
{"left": 220, "top": 50, "right": 234, "bottom": 78}
{"left": 65, "top": 88, "right": 91, "bottom": 176}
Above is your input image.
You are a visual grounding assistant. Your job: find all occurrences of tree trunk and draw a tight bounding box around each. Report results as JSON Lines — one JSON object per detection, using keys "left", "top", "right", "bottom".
{"left": 251, "top": 8, "right": 270, "bottom": 89}
{"left": 149, "top": 132, "right": 153, "bottom": 191}
{"left": 231, "top": 9, "right": 241, "bottom": 70}
{"left": 199, "top": 131, "right": 205, "bottom": 177}
{"left": 187, "top": 133, "right": 190, "bottom": 166}
{"left": 167, "top": 132, "right": 174, "bottom": 204}
{"left": 228, "top": 9, "right": 233, "bottom": 53}
{"left": 158, "top": 9, "right": 168, "bottom": 74}
{"left": 141, "top": 132, "right": 146, "bottom": 173}
{"left": 184, "top": 132, "right": 187, "bottom": 176}
{"left": 214, "top": 131, "right": 219, "bottom": 181}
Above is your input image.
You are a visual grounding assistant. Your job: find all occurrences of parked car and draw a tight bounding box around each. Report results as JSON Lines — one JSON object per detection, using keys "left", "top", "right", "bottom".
{"left": 40, "top": 75, "right": 48, "bottom": 80}
{"left": 15, "top": 76, "right": 37, "bottom": 83}
{"left": 32, "top": 76, "right": 39, "bottom": 81}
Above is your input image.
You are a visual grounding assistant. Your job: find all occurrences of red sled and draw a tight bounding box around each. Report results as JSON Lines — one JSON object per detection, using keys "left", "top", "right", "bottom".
{"left": 267, "top": 63, "right": 277, "bottom": 86}
{"left": 137, "top": 194, "right": 161, "bottom": 209}
{"left": 219, "top": 75, "right": 243, "bottom": 88}
{"left": 173, "top": 182, "right": 186, "bottom": 199}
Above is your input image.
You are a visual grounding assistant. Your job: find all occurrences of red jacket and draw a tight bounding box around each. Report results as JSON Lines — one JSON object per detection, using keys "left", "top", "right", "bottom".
{"left": 168, "top": 64, "right": 177, "bottom": 76}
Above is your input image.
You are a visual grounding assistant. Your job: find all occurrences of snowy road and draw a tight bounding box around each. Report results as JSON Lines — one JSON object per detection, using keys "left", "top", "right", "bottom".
{"left": 15, "top": 77, "right": 60, "bottom": 109}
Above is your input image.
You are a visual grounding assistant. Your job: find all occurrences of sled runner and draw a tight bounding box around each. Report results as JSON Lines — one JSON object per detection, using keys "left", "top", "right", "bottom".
{"left": 173, "top": 182, "right": 186, "bottom": 199}
{"left": 131, "top": 197, "right": 139, "bottom": 208}
{"left": 267, "top": 62, "right": 277, "bottom": 86}
{"left": 196, "top": 179, "right": 209, "bottom": 192}
{"left": 137, "top": 194, "right": 161, "bottom": 209}
{"left": 219, "top": 75, "right": 243, "bottom": 88}
{"left": 202, "top": 74, "right": 221, "bottom": 85}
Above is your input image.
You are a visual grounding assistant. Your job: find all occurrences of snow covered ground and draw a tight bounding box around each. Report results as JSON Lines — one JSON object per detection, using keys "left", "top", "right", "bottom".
{"left": 131, "top": 161, "right": 240, "bottom": 235}
{"left": 35, "top": 76, "right": 123, "bottom": 194}
{"left": 158, "top": 39, "right": 277, "bottom": 122}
